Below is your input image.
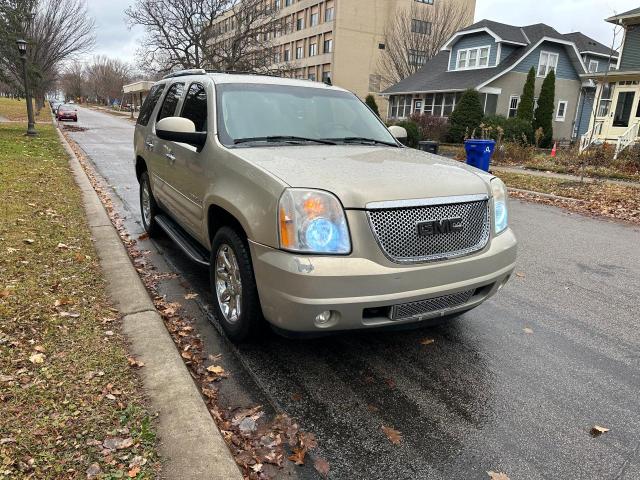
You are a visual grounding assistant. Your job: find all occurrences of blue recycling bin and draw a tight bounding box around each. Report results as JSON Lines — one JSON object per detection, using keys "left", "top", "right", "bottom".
{"left": 464, "top": 139, "right": 495, "bottom": 172}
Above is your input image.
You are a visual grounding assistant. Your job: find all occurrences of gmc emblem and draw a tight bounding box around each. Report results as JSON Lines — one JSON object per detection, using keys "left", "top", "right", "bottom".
{"left": 417, "top": 217, "right": 464, "bottom": 236}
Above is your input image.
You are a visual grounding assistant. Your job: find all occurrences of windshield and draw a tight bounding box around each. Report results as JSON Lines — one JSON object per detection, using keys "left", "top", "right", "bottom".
{"left": 216, "top": 83, "right": 398, "bottom": 147}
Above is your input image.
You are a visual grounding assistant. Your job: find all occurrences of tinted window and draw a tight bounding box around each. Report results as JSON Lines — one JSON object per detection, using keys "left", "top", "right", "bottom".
{"left": 180, "top": 83, "right": 207, "bottom": 132}
{"left": 137, "top": 84, "right": 165, "bottom": 126}
{"left": 157, "top": 82, "right": 184, "bottom": 122}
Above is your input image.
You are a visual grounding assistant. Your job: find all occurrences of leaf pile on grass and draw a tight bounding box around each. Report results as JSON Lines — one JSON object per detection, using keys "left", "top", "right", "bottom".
{"left": 499, "top": 171, "right": 640, "bottom": 224}
{"left": 61, "top": 132, "right": 330, "bottom": 480}
{"left": 0, "top": 123, "right": 158, "bottom": 479}
{"left": 0, "top": 97, "right": 51, "bottom": 122}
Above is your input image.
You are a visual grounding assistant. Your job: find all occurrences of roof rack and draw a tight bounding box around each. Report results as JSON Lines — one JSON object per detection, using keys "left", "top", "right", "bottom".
{"left": 162, "top": 68, "right": 207, "bottom": 79}
{"left": 205, "top": 69, "right": 283, "bottom": 78}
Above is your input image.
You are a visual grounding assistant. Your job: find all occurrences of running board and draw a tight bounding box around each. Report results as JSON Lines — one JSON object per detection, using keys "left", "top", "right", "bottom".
{"left": 155, "top": 214, "right": 210, "bottom": 267}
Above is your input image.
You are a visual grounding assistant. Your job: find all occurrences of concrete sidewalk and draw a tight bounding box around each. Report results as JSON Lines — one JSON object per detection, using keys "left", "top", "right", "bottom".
{"left": 55, "top": 126, "right": 242, "bottom": 480}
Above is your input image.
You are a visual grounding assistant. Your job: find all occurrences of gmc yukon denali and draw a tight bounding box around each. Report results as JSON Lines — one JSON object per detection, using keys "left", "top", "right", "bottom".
{"left": 133, "top": 69, "right": 517, "bottom": 342}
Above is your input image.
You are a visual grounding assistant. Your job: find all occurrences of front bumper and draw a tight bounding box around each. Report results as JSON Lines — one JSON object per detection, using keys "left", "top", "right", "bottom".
{"left": 250, "top": 216, "right": 517, "bottom": 332}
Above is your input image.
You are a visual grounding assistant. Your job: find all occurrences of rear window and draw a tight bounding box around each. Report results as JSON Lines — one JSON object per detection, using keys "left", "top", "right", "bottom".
{"left": 137, "top": 84, "right": 165, "bottom": 126}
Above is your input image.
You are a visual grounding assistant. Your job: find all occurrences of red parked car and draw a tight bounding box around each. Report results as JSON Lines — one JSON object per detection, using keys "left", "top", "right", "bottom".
{"left": 56, "top": 104, "right": 77, "bottom": 122}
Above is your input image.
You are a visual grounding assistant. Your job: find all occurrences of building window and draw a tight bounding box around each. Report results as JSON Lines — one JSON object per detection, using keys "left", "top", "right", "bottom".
{"left": 508, "top": 95, "right": 520, "bottom": 118}
{"left": 556, "top": 100, "right": 568, "bottom": 121}
{"left": 588, "top": 60, "right": 599, "bottom": 73}
{"left": 322, "top": 71, "right": 331, "bottom": 83}
{"left": 598, "top": 82, "right": 613, "bottom": 117}
{"left": 324, "top": 39, "right": 333, "bottom": 53}
{"left": 310, "top": 12, "right": 319, "bottom": 26}
{"left": 456, "top": 46, "right": 490, "bottom": 69}
{"left": 308, "top": 73, "right": 316, "bottom": 81}
{"left": 378, "top": 43, "right": 385, "bottom": 49}
{"left": 413, "top": 99, "right": 423, "bottom": 114}
{"left": 411, "top": 19, "right": 432, "bottom": 35}
{"left": 296, "top": 17, "right": 304, "bottom": 30}
{"left": 285, "top": 0, "right": 293, "bottom": 5}
{"left": 415, "top": 0, "right": 434, "bottom": 3}
{"left": 274, "top": 51, "right": 281, "bottom": 63}
{"left": 274, "top": 0, "right": 280, "bottom": 9}
{"left": 325, "top": 7, "right": 334, "bottom": 21}
{"left": 389, "top": 95, "right": 412, "bottom": 118}
{"left": 296, "top": 46, "right": 303, "bottom": 59}
{"left": 284, "top": 49, "right": 291, "bottom": 61}
{"left": 537, "top": 51, "right": 559, "bottom": 77}
{"left": 309, "top": 43, "right": 317, "bottom": 56}
{"left": 408, "top": 49, "right": 427, "bottom": 66}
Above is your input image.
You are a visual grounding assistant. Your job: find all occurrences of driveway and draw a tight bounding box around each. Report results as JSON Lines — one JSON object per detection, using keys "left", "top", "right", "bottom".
{"left": 65, "top": 106, "right": 640, "bottom": 480}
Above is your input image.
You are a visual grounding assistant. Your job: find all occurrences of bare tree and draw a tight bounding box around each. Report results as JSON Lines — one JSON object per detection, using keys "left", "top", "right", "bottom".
{"left": 206, "top": 0, "right": 288, "bottom": 73}
{"left": 85, "top": 56, "right": 134, "bottom": 105}
{"left": 125, "top": 0, "right": 232, "bottom": 74}
{"left": 59, "top": 61, "right": 86, "bottom": 101}
{"left": 378, "top": 2, "right": 469, "bottom": 86}
{"left": 0, "top": 0, "right": 94, "bottom": 108}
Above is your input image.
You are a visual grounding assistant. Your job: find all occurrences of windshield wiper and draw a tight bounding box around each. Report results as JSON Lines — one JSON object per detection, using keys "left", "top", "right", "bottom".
{"left": 334, "top": 137, "right": 399, "bottom": 147}
{"left": 233, "top": 136, "right": 337, "bottom": 145}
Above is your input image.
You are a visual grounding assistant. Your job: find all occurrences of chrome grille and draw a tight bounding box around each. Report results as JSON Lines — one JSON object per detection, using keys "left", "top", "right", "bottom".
{"left": 366, "top": 198, "right": 490, "bottom": 263}
{"left": 392, "top": 290, "right": 475, "bottom": 321}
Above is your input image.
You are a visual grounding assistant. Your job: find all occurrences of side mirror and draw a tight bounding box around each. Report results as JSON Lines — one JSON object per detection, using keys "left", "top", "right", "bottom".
{"left": 388, "top": 125, "right": 408, "bottom": 140}
{"left": 156, "top": 117, "right": 207, "bottom": 148}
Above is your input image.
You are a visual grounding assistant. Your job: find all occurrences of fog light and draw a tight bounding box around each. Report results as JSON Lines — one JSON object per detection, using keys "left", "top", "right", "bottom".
{"left": 315, "top": 310, "right": 332, "bottom": 325}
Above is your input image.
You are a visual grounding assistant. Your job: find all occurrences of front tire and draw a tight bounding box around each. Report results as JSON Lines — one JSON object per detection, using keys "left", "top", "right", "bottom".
{"left": 210, "top": 227, "right": 263, "bottom": 342}
{"left": 139, "top": 171, "right": 160, "bottom": 237}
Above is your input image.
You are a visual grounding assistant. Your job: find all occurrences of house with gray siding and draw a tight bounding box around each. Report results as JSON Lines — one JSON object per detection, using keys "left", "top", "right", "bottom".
{"left": 581, "top": 7, "right": 640, "bottom": 157}
{"left": 382, "top": 19, "right": 617, "bottom": 141}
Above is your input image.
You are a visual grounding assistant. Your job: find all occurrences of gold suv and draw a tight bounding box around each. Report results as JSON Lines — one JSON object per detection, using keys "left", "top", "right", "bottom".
{"left": 134, "top": 70, "right": 517, "bottom": 341}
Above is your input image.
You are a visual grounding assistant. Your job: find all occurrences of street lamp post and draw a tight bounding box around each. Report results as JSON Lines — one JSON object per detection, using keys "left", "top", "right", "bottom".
{"left": 16, "top": 39, "right": 37, "bottom": 136}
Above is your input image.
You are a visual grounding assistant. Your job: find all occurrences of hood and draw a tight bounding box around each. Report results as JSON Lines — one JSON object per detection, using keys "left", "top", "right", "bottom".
{"left": 232, "top": 145, "right": 492, "bottom": 208}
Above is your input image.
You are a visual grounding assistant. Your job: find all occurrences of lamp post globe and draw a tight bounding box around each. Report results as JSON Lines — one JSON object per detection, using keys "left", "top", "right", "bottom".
{"left": 16, "top": 38, "right": 37, "bottom": 136}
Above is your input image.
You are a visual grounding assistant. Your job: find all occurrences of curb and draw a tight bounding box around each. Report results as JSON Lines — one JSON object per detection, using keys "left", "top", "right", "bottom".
{"left": 507, "top": 187, "right": 586, "bottom": 203}
{"left": 55, "top": 126, "right": 242, "bottom": 479}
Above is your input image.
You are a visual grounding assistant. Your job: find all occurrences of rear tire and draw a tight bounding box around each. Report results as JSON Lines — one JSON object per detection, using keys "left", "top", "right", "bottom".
{"left": 139, "top": 171, "right": 161, "bottom": 237}
{"left": 210, "top": 226, "right": 264, "bottom": 342}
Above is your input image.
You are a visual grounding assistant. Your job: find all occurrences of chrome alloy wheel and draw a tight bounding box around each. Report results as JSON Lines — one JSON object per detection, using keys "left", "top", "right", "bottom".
{"left": 141, "top": 179, "right": 152, "bottom": 226}
{"left": 215, "top": 243, "right": 242, "bottom": 324}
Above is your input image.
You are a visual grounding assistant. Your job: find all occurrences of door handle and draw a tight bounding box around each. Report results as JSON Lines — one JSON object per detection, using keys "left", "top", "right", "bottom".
{"left": 165, "top": 152, "right": 176, "bottom": 163}
{"left": 145, "top": 141, "right": 154, "bottom": 149}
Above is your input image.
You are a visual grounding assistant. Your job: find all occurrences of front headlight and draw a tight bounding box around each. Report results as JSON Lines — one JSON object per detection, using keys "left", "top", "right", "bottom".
{"left": 278, "top": 189, "right": 351, "bottom": 254}
{"left": 491, "top": 177, "right": 508, "bottom": 234}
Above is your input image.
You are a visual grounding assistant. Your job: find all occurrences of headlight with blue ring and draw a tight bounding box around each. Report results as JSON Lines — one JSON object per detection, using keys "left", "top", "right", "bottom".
{"left": 491, "top": 177, "right": 508, "bottom": 234}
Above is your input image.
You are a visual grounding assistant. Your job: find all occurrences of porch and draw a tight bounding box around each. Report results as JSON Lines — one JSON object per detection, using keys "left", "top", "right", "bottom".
{"left": 580, "top": 71, "right": 640, "bottom": 157}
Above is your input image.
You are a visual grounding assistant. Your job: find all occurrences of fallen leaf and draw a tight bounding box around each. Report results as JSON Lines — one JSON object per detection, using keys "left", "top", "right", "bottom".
{"left": 184, "top": 292, "right": 199, "bottom": 300}
{"left": 250, "top": 463, "right": 263, "bottom": 473}
{"left": 105, "top": 330, "right": 114, "bottom": 336}
{"left": 138, "top": 232, "right": 149, "bottom": 240}
{"left": 288, "top": 447, "right": 306, "bottom": 465}
{"left": 523, "top": 327, "right": 534, "bottom": 334}
{"left": 291, "top": 392, "right": 302, "bottom": 402}
{"left": 207, "top": 365, "right": 225, "bottom": 375}
{"left": 314, "top": 457, "right": 330, "bottom": 478}
{"left": 34, "top": 345, "right": 45, "bottom": 352}
{"left": 127, "top": 357, "right": 145, "bottom": 368}
{"left": 127, "top": 465, "right": 140, "bottom": 477}
{"left": 515, "top": 272, "right": 525, "bottom": 278}
{"left": 0, "top": 375, "right": 15, "bottom": 382}
{"left": 382, "top": 425, "right": 402, "bottom": 445}
{"left": 56, "top": 243, "right": 69, "bottom": 250}
{"left": 591, "top": 425, "right": 610, "bottom": 436}
{"left": 487, "top": 472, "right": 510, "bottom": 480}
{"left": 0, "top": 289, "right": 11, "bottom": 298}
{"left": 103, "top": 437, "right": 134, "bottom": 450}
{"left": 367, "top": 404, "right": 379, "bottom": 413}
{"left": 0, "top": 437, "right": 16, "bottom": 445}
{"left": 7, "top": 247, "right": 18, "bottom": 253}
{"left": 74, "top": 252, "right": 85, "bottom": 262}
{"left": 420, "top": 338, "right": 435, "bottom": 346}
{"left": 86, "top": 463, "right": 101, "bottom": 479}
{"left": 29, "top": 353, "right": 45, "bottom": 364}
{"left": 23, "top": 238, "right": 35, "bottom": 244}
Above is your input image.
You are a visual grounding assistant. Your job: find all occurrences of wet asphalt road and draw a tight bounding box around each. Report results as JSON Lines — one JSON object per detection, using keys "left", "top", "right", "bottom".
{"left": 65, "top": 107, "right": 640, "bottom": 480}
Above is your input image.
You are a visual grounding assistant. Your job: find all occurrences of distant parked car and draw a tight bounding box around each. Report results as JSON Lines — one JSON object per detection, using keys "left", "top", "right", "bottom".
{"left": 56, "top": 104, "right": 77, "bottom": 122}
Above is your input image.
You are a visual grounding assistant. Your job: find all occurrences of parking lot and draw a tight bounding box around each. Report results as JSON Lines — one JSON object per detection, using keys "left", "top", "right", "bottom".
{"left": 65, "top": 106, "right": 640, "bottom": 480}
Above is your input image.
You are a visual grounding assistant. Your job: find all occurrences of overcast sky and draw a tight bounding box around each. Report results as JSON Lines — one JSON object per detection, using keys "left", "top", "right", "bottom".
{"left": 82, "top": 0, "right": 637, "bottom": 66}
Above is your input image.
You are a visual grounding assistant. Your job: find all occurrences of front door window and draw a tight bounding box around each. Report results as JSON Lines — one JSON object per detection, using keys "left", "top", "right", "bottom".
{"left": 613, "top": 91, "right": 635, "bottom": 127}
